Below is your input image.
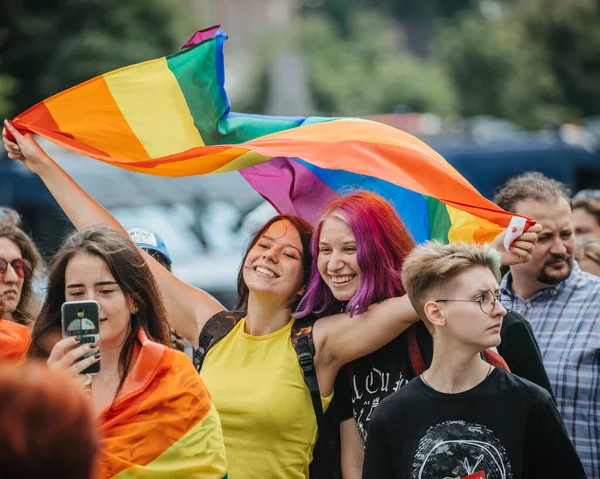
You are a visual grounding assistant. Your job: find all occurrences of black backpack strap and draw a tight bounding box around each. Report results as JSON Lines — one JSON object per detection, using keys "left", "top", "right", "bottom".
{"left": 194, "top": 310, "right": 245, "bottom": 372}
{"left": 291, "top": 318, "right": 325, "bottom": 423}
{"left": 292, "top": 318, "right": 340, "bottom": 478}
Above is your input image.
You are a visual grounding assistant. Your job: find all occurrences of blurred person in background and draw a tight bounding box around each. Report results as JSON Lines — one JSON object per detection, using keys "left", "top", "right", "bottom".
{"left": 0, "top": 361, "right": 98, "bottom": 479}
{"left": 572, "top": 190, "right": 600, "bottom": 238}
{"left": 0, "top": 207, "right": 44, "bottom": 361}
{"left": 0, "top": 207, "right": 44, "bottom": 326}
{"left": 575, "top": 234, "right": 600, "bottom": 276}
{"left": 29, "top": 227, "right": 228, "bottom": 478}
{"left": 127, "top": 227, "right": 188, "bottom": 355}
{"left": 496, "top": 172, "right": 600, "bottom": 477}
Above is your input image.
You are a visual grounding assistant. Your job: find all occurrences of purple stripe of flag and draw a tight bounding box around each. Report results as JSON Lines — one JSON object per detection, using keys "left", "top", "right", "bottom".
{"left": 240, "top": 157, "right": 340, "bottom": 225}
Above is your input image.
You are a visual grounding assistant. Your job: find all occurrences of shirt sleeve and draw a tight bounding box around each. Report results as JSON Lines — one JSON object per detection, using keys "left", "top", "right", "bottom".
{"left": 362, "top": 408, "right": 395, "bottom": 479}
{"left": 526, "top": 396, "right": 587, "bottom": 477}
{"left": 498, "top": 312, "right": 556, "bottom": 401}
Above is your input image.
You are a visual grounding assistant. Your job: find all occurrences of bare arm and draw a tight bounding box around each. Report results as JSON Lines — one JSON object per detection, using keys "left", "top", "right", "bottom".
{"left": 3, "top": 123, "right": 224, "bottom": 346}
{"left": 340, "top": 419, "right": 364, "bottom": 479}
{"left": 313, "top": 295, "right": 418, "bottom": 372}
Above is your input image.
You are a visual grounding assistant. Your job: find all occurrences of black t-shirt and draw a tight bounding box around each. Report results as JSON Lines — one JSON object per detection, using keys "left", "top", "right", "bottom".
{"left": 347, "top": 322, "right": 432, "bottom": 443}
{"left": 363, "top": 368, "right": 585, "bottom": 479}
{"left": 498, "top": 311, "right": 555, "bottom": 401}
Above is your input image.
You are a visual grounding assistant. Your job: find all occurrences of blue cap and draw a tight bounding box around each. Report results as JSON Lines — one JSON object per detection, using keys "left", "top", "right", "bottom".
{"left": 127, "top": 228, "right": 172, "bottom": 266}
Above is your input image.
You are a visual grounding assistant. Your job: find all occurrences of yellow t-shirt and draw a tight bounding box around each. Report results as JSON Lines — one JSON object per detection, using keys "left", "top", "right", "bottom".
{"left": 201, "top": 316, "right": 332, "bottom": 479}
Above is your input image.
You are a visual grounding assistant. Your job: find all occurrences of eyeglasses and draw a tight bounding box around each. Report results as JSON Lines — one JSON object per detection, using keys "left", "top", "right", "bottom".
{"left": 0, "top": 258, "right": 33, "bottom": 279}
{"left": 435, "top": 289, "right": 502, "bottom": 314}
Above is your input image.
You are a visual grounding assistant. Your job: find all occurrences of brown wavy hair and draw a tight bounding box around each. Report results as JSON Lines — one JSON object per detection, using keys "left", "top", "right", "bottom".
{"left": 30, "top": 227, "right": 169, "bottom": 400}
{"left": 0, "top": 361, "right": 98, "bottom": 478}
{"left": 0, "top": 208, "right": 45, "bottom": 326}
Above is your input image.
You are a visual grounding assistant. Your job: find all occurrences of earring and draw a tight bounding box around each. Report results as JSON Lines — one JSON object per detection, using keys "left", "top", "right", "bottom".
{"left": 131, "top": 306, "right": 139, "bottom": 314}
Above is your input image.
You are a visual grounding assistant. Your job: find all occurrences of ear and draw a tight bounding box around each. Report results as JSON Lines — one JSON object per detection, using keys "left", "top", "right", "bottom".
{"left": 424, "top": 300, "right": 446, "bottom": 328}
{"left": 296, "top": 285, "right": 307, "bottom": 297}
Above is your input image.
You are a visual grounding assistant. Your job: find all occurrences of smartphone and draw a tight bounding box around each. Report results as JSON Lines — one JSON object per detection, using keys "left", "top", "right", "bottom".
{"left": 61, "top": 300, "right": 100, "bottom": 374}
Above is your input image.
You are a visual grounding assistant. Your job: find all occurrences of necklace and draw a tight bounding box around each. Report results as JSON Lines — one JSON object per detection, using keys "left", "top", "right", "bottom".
{"left": 421, "top": 362, "right": 493, "bottom": 389}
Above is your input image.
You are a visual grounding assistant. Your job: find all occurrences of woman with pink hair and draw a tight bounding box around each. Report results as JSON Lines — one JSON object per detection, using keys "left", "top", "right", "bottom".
{"left": 296, "top": 191, "right": 540, "bottom": 477}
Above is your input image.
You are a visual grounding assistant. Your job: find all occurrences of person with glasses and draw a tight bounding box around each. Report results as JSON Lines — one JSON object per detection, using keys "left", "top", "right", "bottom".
{"left": 0, "top": 207, "right": 44, "bottom": 327}
{"left": 496, "top": 172, "right": 600, "bottom": 478}
{"left": 363, "top": 241, "right": 585, "bottom": 479}
{"left": 0, "top": 207, "right": 44, "bottom": 362}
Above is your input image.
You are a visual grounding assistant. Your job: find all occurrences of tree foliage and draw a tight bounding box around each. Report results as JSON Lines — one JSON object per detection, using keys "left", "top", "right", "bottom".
{"left": 0, "top": 0, "right": 190, "bottom": 116}
{"left": 435, "top": 0, "right": 600, "bottom": 128}
{"left": 239, "top": 11, "right": 456, "bottom": 117}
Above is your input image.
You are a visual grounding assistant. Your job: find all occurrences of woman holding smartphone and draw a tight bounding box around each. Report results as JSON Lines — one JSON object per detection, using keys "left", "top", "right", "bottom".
{"left": 29, "top": 227, "right": 228, "bottom": 478}
{"left": 4, "top": 120, "right": 421, "bottom": 479}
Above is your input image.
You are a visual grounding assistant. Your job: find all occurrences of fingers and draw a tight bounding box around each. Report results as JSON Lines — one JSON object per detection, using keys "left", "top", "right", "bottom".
{"left": 511, "top": 239, "right": 535, "bottom": 255}
{"left": 2, "top": 131, "right": 21, "bottom": 155}
{"left": 67, "top": 351, "right": 101, "bottom": 377}
{"left": 48, "top": 337, "right": 99, "bottom": 372}
{"left": 3, "top": 120, "right": 22, "bottom": 142}
{"left": 47, "top": 336, "right": 80, "bottom": 366}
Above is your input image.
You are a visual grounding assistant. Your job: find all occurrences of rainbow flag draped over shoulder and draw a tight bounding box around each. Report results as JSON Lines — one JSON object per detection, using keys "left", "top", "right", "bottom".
{"left": 11, "top": 26, "right": 534, "bottom": 243}
{"left": 97, "top": 329, "right": 227, "bottom": 478}
{"left": 0, "top": 319, "right": 31, "bottom": 362}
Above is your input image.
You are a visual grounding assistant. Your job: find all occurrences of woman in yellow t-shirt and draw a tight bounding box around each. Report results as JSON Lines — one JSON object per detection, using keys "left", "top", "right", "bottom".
{"left": 4, "top": 123, "right": 420, "bottom": 478}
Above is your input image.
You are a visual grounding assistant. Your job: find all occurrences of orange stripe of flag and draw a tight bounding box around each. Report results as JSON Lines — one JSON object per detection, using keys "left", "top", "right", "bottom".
{"left": 41, "top": 76, "right": 150, "bottom": 161}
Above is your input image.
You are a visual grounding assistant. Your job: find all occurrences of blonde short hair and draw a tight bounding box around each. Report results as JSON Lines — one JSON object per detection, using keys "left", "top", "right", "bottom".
{"left": 401, "top": 241, "right": 501, "bottom": 323}
{"left": 573, "top": 197, "right": 600, "bottom": 227}
{"left": 575, "top": 235, "right": 600, "bottom": 266}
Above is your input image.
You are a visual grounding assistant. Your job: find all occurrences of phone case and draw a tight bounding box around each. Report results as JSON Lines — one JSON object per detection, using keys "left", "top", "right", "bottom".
{"left": 61, "top": 300, "right": 101, "bottom": 375}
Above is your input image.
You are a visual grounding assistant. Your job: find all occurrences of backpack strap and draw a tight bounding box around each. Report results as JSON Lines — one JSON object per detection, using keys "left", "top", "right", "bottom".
{"left": 194, "top": 310, "right": 245, "bottom": 372}
{"left": 482, "top": 349, "right": 510, "bottom": 372}
{"left": 291, "top": 318, "right": 325, "bottom": 425}
{"left": 407, "top": 324, "right": 427, "bottom": 376}
{"left": 291, "top": 317, "right": 338, "bottom": 477}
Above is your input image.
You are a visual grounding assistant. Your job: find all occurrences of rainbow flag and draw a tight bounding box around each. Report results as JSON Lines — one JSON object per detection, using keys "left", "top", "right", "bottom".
{"left": 0, "top": 319, "right": 31, "bottom": 362}
{"left": 97, "top": 329, "right": 227, "bottom": 478}
{"left": 11, "top": 25, "right": 534, "bottom": 243}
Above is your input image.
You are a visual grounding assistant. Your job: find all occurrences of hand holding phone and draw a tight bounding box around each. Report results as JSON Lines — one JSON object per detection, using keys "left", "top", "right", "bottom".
{"left": 60, "top": 300, "right": 101, "bottom": 375}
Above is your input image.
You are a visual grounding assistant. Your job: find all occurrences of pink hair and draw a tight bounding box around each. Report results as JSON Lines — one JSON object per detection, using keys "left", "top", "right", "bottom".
{"left": 296, "top": 192, "right": 415, "bottom": 318}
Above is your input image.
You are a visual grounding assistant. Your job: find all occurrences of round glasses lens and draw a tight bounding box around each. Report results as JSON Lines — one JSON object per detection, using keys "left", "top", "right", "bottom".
{"left": 21, "top": 259, "right": 33, "bottom": 278}
{"left": 480, "top": 290, "right": 495, "bottom": 314}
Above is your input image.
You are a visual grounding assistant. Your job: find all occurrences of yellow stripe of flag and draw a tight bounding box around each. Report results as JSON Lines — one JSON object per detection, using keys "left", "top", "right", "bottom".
{"left": 112, "top": 404, "right": 227, "bottom": 479}
{"left": 104, "top": 58, "right": 205, "bottom": 158}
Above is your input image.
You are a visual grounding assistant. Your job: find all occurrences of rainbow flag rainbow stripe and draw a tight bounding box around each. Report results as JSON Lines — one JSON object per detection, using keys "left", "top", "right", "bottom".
{"left": 0, "top": 319, "right": 31, "bottom": 362}
{"left": 98, "top": 330, "right": 228, "bottom": 478}
{"left": 11, "top": 25, "right": 533, "bottom": 243}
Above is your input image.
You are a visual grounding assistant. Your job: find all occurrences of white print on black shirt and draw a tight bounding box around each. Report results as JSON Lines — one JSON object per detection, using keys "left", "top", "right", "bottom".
{"left": 411, "top": 421, "right": 513, "bottom": 479}
{"left": 352, "top": 368, "right": 410, "bottom": 443}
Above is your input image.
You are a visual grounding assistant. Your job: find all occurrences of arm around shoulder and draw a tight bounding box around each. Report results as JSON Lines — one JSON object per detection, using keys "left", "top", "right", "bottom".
{"left": 314, "top": 295, "right": 419, "bottom": 370}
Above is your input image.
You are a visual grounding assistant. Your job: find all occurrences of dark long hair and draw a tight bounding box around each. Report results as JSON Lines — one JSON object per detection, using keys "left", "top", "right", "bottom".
{"left": 0, "top": 208, "right": 45, "bottom": 326}
{"left": 234, "top": 214, "right": 314, "bottom": 312}
{"left": 30, "top": 227, "right": 169, "bottom": 399}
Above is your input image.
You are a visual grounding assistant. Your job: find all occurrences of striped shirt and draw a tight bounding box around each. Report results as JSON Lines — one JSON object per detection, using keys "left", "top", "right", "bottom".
{"left": 501, "top": 261, "right": 600, "bottom": 478}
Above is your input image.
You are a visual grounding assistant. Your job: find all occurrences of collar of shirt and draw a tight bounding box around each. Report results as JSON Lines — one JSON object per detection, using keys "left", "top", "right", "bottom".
{"left": 500, "top": 261, "right": 582, "bottom": 304}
